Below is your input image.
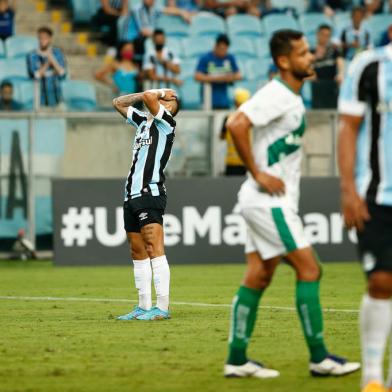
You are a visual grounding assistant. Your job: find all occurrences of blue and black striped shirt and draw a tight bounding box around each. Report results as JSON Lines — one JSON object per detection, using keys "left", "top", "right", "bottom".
{"left": 125, "top": 104, "right": 176, "bottom": 200}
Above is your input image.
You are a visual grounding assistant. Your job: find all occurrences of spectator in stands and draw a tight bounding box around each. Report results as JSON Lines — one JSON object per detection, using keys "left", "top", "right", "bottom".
{"left": 334, "top": 6, "right": 372, "bottom": 60}
{"left": 27, "top": 27, "right": 67, "bottom": 108}
{"left": 360, "top": 0, "right": 384, "bottom": 15}
{"left": 313, "top": 25, "right": 345, "bottom": 84}
{"left": 93, "top": 0, "right": 128, "bottom": 47}
{"left": 380, "top": 24, "right": 392, "bottom": 45}
{"left": 143, "top": 29, "right": 182, "bottom": 89}
{"left": 220, "top": 88, "right": 250, "bottom": 176}
{"left": 268, "top": 62, "right": 279, "bottom": 80}
{"left": 201, "top": 0, "right": 260, "bottom": 17}
{"left": 133, "top": 0, "right": 191, "bottom": 61}
{"left": 308, "top": 0, "right": 351, "bottom": 16}
{"left": 0, "top": 81, "right": 22, "bottom": 110}
{"left": 167, "top": 0, "right": 200, "bottom": 13}
{"left": 0, "top": 0, "right": 15, "bottom": 41}
{"left": 95, "top": 41, "right": 140, "bottom": 95}
{"left": 195, "top": 34, "right": 242, "bottom": 110}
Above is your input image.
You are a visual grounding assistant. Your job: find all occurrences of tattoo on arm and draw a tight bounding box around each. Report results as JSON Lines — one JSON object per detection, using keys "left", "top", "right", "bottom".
{"left": 112, "top": 92, "right": 144, "bottom": 118}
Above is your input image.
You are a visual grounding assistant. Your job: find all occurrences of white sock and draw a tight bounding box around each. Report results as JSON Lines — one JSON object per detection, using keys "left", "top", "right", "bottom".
{"left": 385, "top": 300, "right": 392, "bottom": 388}
{"left": 360, "top": 294, "right": 392, "bottom": 386}
{"left": 151, "top": 255, "right": 170, "bottom": 312}
{"left": 133, "top": 258, "right": 152, "bottom": 310}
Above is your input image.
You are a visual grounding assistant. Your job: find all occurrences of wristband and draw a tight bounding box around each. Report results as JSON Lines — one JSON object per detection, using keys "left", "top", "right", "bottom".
{"left": 160, "top": 89, "right": 166, "bottom": 99}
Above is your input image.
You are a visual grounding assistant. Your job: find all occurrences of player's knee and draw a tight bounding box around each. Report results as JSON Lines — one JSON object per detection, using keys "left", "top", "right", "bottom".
{"left": 368, "top": 272, "right": 392, "bottom": 299}
{"left": 296, "top": 264, "right": 320, "bottom": 282}
{"left": 131, "top": 246, "right": 147, "bottom": 260}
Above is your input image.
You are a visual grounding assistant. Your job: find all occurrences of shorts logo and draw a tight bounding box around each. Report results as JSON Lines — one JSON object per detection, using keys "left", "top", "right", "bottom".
{"left": 363, "top": 252, "right": 376, "bottom": 272}
{"left": 139, "top": 212, "right": 148, "bottom": 221}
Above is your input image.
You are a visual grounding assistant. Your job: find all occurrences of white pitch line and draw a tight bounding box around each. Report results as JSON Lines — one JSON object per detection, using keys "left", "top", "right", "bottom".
{"left": 0, "top": 295, "right": 359, "bottom": 314}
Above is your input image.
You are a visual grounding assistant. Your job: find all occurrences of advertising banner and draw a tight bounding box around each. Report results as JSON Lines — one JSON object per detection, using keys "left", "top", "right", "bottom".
{"left": 53, "top": 178, "right": 357, "bottom": 265}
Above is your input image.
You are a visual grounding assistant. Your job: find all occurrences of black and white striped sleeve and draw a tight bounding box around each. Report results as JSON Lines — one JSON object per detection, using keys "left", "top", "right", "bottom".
{"left": 154, "top": 104, "right": 176, "bottom": 134}
{"left": 126, "top": 106, "right": 147, "bottom": 127}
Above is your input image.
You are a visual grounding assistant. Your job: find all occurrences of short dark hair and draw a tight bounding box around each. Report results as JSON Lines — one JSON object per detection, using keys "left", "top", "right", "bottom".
{"left": 352, "top": 5, "right": 365, "bottom": 15}
{"left": 37, "top": 26, "right": 53, "bottom": 36}
{"left": 0, "top": 80, "right": 13, "bottom": 90}
{"left": 318, "top": 24, "right": 332, "bottom": 32}
{"left": 270, "top": 29, "right": 304, "bottom": 66}
{"left": 216, "top": 34, "right": 230, "bottom": 46}
{"left": 153, "top": 29, "right": 165, "bottom": 37}
{"left": 171, "top": 96, "right": 180, "bottom": 117}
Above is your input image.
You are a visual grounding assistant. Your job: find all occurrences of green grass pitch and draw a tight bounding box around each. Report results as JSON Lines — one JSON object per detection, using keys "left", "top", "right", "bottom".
{"left": 0, "top": 260, "right": 365, "bottom": 392}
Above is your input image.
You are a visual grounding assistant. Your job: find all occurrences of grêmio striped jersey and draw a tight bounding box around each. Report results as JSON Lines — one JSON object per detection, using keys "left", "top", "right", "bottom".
{"left": 338, "top": 44, "right": 392, "bottom": 206}
{"left": 125, "top": 104, "right": 176, "bottom": 200}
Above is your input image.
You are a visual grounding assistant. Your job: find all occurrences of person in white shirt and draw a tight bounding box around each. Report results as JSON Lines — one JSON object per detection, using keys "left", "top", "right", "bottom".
{"left": 223, "top": 29, "right": 361, "bottom": 380}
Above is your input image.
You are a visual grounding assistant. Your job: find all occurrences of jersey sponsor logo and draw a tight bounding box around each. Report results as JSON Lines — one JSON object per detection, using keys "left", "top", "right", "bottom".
{"left": 133, "top": 136, "right": 152, "bottom": 150}
{"left": 139, "top": 212, "right": 148, "bottom": 221}
{"left": 267, "top": 116, "right": 306, "bottom": 166}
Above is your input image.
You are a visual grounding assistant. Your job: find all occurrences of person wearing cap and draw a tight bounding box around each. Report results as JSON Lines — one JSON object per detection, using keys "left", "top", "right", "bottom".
{"left": 220, "top": 88, "right": 250, "bottom": 175}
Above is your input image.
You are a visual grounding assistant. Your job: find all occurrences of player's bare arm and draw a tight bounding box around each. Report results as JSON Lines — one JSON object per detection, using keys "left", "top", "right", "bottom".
{"left": 143, "top": 89, "right": 177, "bottom": 116}
{"left": 227, "top": 111, "right": 285, "bottom": 195}
{"left": 338, "top": 114, "right": 370, "bottom": 231}
{"left": 112, "top": 92, "right": 144, "bottom": 118}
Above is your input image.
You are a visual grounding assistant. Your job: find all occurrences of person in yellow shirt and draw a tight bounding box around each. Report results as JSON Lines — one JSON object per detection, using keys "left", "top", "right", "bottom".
{"left": 220, "top": 88, "right": 250, "bottom": 176}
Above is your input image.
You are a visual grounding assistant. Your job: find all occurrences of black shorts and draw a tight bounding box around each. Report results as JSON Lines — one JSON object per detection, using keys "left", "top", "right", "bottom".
{"left": 357, "top": 203, "right": 392, "bottom": 276}
{"left": 123, "top": 194, "right": 167, "bottom": 233}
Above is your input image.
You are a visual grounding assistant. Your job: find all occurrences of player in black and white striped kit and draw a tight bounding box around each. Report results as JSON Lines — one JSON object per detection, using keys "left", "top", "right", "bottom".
{"left": 113, "top": 88, "right": 179, "bottom": 321}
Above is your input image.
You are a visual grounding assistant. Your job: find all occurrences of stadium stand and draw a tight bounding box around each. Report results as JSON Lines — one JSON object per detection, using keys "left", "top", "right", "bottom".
{"left": 0, "top": 41, "right": 5, "bottom": 59}
{"left": 5, "top": 35, "right": 38, "bottom": 58}
{"left": 189, "top": 13, "right": 225, "bottom": 38}
{"left": 69, "top": 0, "right": 100, "bottom": 24}
{"left": 178, "top": 79, "right": 201, "bottom": 109}
{"left": 365, "top": 13, "right": 392, "bottom": 45}
{"left": 62, "top": 80, "right": 97, "bottom": 111}
{"left": 226, "top": 14, "right": 263, "bottom": 38}
{"left": 0, "top": 57, "right": 29, "bottom": 81}
{"left": 182, "top": 36, "right": 215, "bottom": 58}
{"left": 230, "top": 37, "right": 257, "bottom": 60}
{"left": 263, "top": 13, "right": 299, "bottom": 36}
{"left": 156, "top": 15, "right": 190, "bottom": 38}
{"left": 12, "top": 80, "right": 35, "bottom": 110}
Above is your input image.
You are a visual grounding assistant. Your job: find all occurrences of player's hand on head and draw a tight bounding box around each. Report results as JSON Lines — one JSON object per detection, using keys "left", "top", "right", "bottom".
{"left": 163, "top": 89, "right": 177, "bottom": 101}
{"left": 341, "top": 190, "right": 370, "bottom": 231}
{"left": 255, "top": 172, "right": 285, "bottom": 196}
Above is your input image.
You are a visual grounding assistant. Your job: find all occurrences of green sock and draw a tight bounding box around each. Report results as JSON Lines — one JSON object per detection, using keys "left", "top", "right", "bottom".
{"left": 296, "top": 280, "right": 329, "bottom": 363}
{"left": 227, "top": 285, "right": 264, "bottom": 365}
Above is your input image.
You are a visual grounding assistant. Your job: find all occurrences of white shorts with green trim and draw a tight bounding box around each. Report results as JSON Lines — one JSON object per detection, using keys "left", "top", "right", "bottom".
{"left": 242, "top": 206, "right": 309, "bottom": 260}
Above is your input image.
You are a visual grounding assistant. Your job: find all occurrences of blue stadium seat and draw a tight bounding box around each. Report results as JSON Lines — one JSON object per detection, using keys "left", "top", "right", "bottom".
{"left": 5, "top": 35, "right": 37, "bottom": 58}
{"left": 263, "top": 14, "right": 299, "bottom": 36}
{"left": 246, "top": 59, "right": 271, "bottom": 81}
{"left": 62, "top": 80, "right": 97, "bottom": 111}
{"left": 189, "top": 13, "right": 225, "bottom": 37}
{"left": 299, "top": 13, "right": 332, "bottom": 36}
{"left": 179, "top": 58, "right": 198, "bottom": 80}
{"left": 254, "top": 39, "right": 270, "bottom": 59}
{"left": 70, "top": 0, "right": 100, "bottom": 23}
{"left": 179, "top": 79, "right": 201, "bottom": 109}
{"left": 227, "top": 15, "right": 263, "bottom": 38}
{"left": 365, "top": 14, "right": 392, "bottom": 45}
{"left": 183, "top": 36, "right": 215, "bottom": 58}
{"left": 234, "top": 80, "right": 260, "bottom": 95}
{"left": 333, "top": 12, "right": 351, "bottom": 32}
{"left": 230, "top": 37, "right": 257, "bottom": 60}
{"left": 12, "top": 80, "right": 34, "bottom": 110}
{"left": 271, "top": 0, "right": 307, "bottom": 13}
{"left": 0, "top": 58, "right": 29, "bottom": 81}
{"left": 157, "top": 15, "right": 190, "bottom": 38}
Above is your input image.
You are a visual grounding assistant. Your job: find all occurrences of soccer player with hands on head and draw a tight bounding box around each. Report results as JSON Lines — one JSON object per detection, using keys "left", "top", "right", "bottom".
{"left": 224, "top": 29, "right": 360, "bottom": 380}
{"left": 113, "top": 88, "right": 179, "bottom": 321}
